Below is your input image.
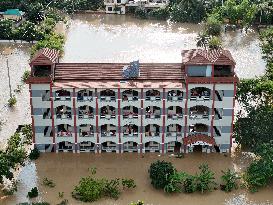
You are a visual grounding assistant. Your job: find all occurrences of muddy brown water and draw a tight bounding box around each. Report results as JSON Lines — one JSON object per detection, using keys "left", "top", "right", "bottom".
{"left": 0, "top": 14, "right": 270, "bottom": 205}
{"left": 2, "top": 152, "right": 273, "bottom": 205}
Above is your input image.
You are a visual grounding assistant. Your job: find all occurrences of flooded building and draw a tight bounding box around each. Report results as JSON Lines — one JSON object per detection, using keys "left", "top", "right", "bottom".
{"left": 27, "top": 48, "right": 238, "bottom": 154}
{"left": 104, "top": 0, "right": 169, "bottom": 15}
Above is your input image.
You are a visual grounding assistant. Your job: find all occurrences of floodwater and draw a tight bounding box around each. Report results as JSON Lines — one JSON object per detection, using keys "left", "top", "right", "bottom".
{"left": 0, "top": 14, "right": 270, "bottom": 205}
{"left": 2, "top": 152, "right": 273, "bottom": 205}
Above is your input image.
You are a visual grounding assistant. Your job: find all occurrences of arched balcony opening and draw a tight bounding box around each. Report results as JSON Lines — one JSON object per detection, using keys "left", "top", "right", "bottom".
{"left": 145, "top": 124, "right": 160, "bottom": 137}
{"left": 167, "top": 141, "right": 182, "bottom": 153}
{"left": 101, "top": 124, "right": 117, "bottom": 137}
{"left": 80, "top": 141, "right": 95, "bottom": 152}
{"left": 145, "top": 141, "right": 160, "bottom": 152}
{"left": 189, "top": 106, "right": 209, "bottom": 119}
{"left": 58, "top": 141, "right": 73, "bottom": 152}
{"left": 123, "top": 106, "right": 138, "bottom": 119}
{"left": 100, "top": 89, "right": 116, "bottom": 101}
{"left": 78, "top": 106, "right": 94, "bottom": 119}
{"left": 167, "top": 124, "right": 182, "bottom": 137}
{"left": 167, "top": 90, "right": 183, "bottom": 101}
{"left": 79, "top": 124, "right": 94, "bottom": 137}
{"left": 189, "top": 123, "right": 209, "bottom": 135}
{"left": 146, "top": 106, "right": 161, "bottom": 119}
{"left": 190, "top": 87, "right": 211, "bottom": 101}
{"left": 56, "top": 105, "right": 72, "bottom": 119}
{"left": 123, "top": 141, "right": 138, "bottom": 152}
{"left": 77, "top": 89, "right": 93, "bottom": 101}
{"left": 55, "top": 89, "right": 71, "bottom": 101}
{"left": 100, "top": 106, "right": 116, "bottom": 119}
{"left": 123, "top": 124, "right": 138, "bottom": 137}
{"left": 57, "top": 124, "right": 73, "bottom": 137}
{"left": 167, "top": 106, "right": 183, "bottom": 119}
{"left": 101, "top": 141, "right": 117, "bottom": 152}
{"left": 122, "top": 89, "right": 138, "bottom": 101}
{"left": 145, "top": 89, "right": 161, "bottom": 101}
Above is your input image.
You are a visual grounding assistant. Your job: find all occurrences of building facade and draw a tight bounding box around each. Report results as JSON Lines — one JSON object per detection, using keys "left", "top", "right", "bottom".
{"left": 27, "top": 48, "right": 238, "bottom": 154}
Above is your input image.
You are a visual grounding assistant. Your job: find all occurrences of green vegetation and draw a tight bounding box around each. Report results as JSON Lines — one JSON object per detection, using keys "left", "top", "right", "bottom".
{"left": 21, "top": 70, "right": 30, "bottom": 83}
{"left": 8, "top": 95, "right": 17, "bottom": 107}
{"left": 129, "top": 201, "right": 145, "bottom": 205}
{"left": 195, "top": 164, "right": 216, "bottom": 193}
{"left": 42, "top": 177, "right": 55, "bottom": 188}
{"left": 148, "top": 160, "right": 176, "bottom": 189}
{"left": 18, "top": 202, "right": 50, "bottom": 205}
{"left": 27, "top": 187, "right": 39, "bottom": 198}
{"left": 29, "top": 148, "right": 40, "bottom": 160}
{"left": 148, "top": 7, "right": 170, "bottom": 20}
{"left": 220, "top": 169, "right": 240, "bottom": 192}
{"left": 72, "top": 177, "right": 136, "bottom": 202}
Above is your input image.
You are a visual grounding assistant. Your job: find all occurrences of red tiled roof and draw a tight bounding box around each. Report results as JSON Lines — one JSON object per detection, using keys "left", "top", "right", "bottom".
{"left": 54, "top": 63, "right": 185, "bottom": 81}
{"left": 181, "top": 49, "right": 236, "bottom": 65}
{"left": 30, "top": 48, "right": 59, "bottom": 65}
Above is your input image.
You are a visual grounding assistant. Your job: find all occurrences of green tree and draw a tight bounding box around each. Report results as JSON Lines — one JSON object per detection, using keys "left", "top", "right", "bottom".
{"left": 220, "top": 169, "right": 240, "bottom": 192}
{"left": 16, "top": 21, "right": 41, "bottom": 42}
{"left": 195, "top": 164, "right": 216, "bottom": 193}
{"left": 205, "top": 14, "right": 222, "bottom": 36}
{"left": 149, "top": 160, "right": 176, "bottom": 189}
{"left": 208, "top": 36, "right": 222, "bottom": 49}
{"left": 26, "top": 2, "right": 45, "bottom": 22}
{"left": 0, "top": 19, "right": 14, "bottom": 40}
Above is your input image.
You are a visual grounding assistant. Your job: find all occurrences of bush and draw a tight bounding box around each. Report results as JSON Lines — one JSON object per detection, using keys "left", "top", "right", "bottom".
{"left": 183, "top": 175, "right": 197, "bottom": 193}
{"left": 21, "top": 124, "right": 33, "bottom": 145}
{"left": 42, "top": 177, "right": 55, "bottom": 188}
{"left": 29, "top": 148, "right": 40, "bottom": 160}
{"left": 195, "top": 164, "right": 216, "bottom": 193}
{"left": 208, "top": 36, "right": 222, "bottom": 49}
{"left": 122, "top": 178, "right": 136, "bottom": 189}
{"left": 103, "top": 178, "right": 121, "bottom": 199}
{"left": 8, "top": 96, "right": 17, "bottom": 107}
{"left": 27, "top": 187, "right": 38, "bottom": 198}
{"left": 148, "top": 7, "right": 170, "bottom": 20}
{"left": 149, "top": 160, "right": 176, "bottom": 189}
{"left": 134, "top": 7, "right": 147, "bottom": 19}
{"left": 220, "top": 169, "right": 240, "bottom": 192}
{"left": 205, "top": 14, "right": 222, "bottom": 36}
{"left": 130, "top": 201, "right": 145, "bottom": 205}
{"left": 164, "top": 171, "right": 188, "bottom": 193}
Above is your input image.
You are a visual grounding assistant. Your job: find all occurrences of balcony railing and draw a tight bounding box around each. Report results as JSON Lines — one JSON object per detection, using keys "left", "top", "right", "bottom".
{"left": 189, "top": 112, "right": 209, "bottom": 119}
{"left": 79, "top": 113, "right": 94, "bottom": 119}
{"left": 100, "top": 114, "right": 116, "bottom": 119}
{"left": 80, "top": 131, "right": 94, "bottom": 137}
{"left": 100, "top": 96, "right": 116, "bottom": 102}
{"left": 101, "top": 131, "right": 117, "bottom": 137}
{"left": 167, "top": 96, "right": 183, "bottom": 101}
{"left": 56, "top": 113, "right": 72, "bottom": 119}
{"left": 123, "top": 113, "right": 138, "bottom": 119}
{"left": 122, "top": 96, "right": 138, "bottom": 101}
{"left": 146, "top": 113, "right": 161, "bottom": 119}
{"left": 55, "top": 96, "right": 71, "bottom": 101}
{"left": 57, "top": 131, "right": 72, "bottom": 137}
{"left": 166, "top": 132, "right": 183, "bottom": 137}
{"left": 145, "top": 132, "right": 160, "bottom": 137}
{"left": 77, "top": 96, "right": 93, "bottom": 102}
{"left": 190, "top": 95, "right": 210, "bottom": 101}
{"left": 123, "top": 132, "right": 138, "bottom": 137}
{"left": 145, "top": 96, "right": 161, "bottom": 101}
{"left": 167, "top": 113, "right": 183, "bottom": 119}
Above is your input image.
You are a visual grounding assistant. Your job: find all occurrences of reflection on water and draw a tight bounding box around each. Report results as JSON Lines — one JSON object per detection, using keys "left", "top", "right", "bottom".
{"left": 2, "top": 153, "right": 273, "bottom": 205}
{"left": 0, "top": 14, "right": 270, "bottom": 205}
{"left": 62, "top": 14, "right": 266, "bottom": 78}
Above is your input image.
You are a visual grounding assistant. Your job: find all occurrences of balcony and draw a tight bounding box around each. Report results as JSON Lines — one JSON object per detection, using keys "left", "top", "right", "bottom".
{"left": 166, "top": 124, "right": 182, "bottom": 137}
{"left": 145, "top": 141, "right": 160, "bottom": 152}
{"left": 101, "top": 141, "right": 117, "bottom": 152}
{"left": 101, "top": 124, "right": 117, "bottom": 137}
{"left": 123, "top": 106, "right": 138, "bottom": 119}
{"left": 189, "top": 123, "right": 209, "bottom": 135}
{"left": 190, "top": 87, "right": 210, "bottom": 101}
{"left": 123, "top": 141, "right": 138, "bottom": 152}
{"left": 122, "top": 89, "right": 138, "bottom": 101}
{"left": 167, "top": 90, "right": 183, "bottom": 101}
{"left": 167, "top": 106, "right": 183, "bottom": 119}
{"left": 79, "top": 124, "right": 94, "bottom": 137}
{"left": 56, "top": 106, "right": 72, "bottom": 119}
{"left": 55, "top": 90, "right": 71, "bottom": 101}
{"left": 145, "top": 89, "right": 161, "bottom": 101}
{"left": 123, "top": 124, "right": 138, "bottom": 137}
{"left": 189, "top": 106, "right": 209, "bottom": 119}
{"left": 77, "top": 89, "right": 93, "bottom": 102}
{"left": 100, "top": 106, "right": 116, "bottom": 119}
{"left": 145, "top": 106, "right": 161, "bottom": 119}
{"left": 78, "top": 106, "right": 94, "bottom": 119}
{"left": 145, "top": 124, "right": 160, "bottom": 137}
{"left": 79, "top": 142, "right": 95, "bottom": 151}
{"left": 41, "top": 90, "right": 50, "bottom": 101}
{"left": 100, "top": 89, "right": 116, "bottom": 102}
{"left": 57, "top": 124, "right": 73, "bottom": 137}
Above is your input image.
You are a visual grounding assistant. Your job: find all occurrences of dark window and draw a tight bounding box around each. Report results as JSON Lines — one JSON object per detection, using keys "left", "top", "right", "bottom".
{"left": 117, "top": 0, "right": 121, "bottom": 3}
{"left": 108, "top": 7, "right": 113, "bottom": 11}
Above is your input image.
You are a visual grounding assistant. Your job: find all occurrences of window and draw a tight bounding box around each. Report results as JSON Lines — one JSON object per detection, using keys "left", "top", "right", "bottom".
{"left": 117, "top": 0, "right": 121, "bottom": 3}
{"left": 108, "top": 7, "right": 113, "bottom": 11}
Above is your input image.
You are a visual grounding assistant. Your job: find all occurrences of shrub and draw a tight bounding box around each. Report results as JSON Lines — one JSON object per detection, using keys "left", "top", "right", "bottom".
{"left": 42, "top": 177, "right": 55, "bottom": 188}
{"left": 195, "top": 164, "right": 216, "bottom": 193}
{"left": 220, "top": 169, "right": 240, "bottom": 192}
{"left": 103, "top": 178, "right": 121, "bottom": 199}
{"left": 21, "top": 70, "right": 31, "bottom": 83}
{"left": 22, "top": 124, "right": 33, "bottom": 145}
{"left": 29, "top": 148, "right": 40, "bottom": 160}
{"left": 205, "top": 14, "right": 222, "bottom": 36}
{"left": 122, "top": 178, "right": 136, "bottom": 189}
{"left": 183, "top": 175, "right": 197, "bottom": 193}
{"left": 164, "top": 171, "right": 188, "bottom": 193}
{"left": 208, "top": 36, "right": 222, "bottom": 50}
{"left": 148, "top": 7, "right": 170, "bottom": 20}
{"left": 27, "top": 187, "right": 38, "bottom": 198}
{"left": 8, "top": 96, "right": 17, "bottom": 107}
{"left": 149, "top": 160, "right": 176, "bottom": 189}
{"left": 130, "top": 201, "right": 145, "bottom": 205}
{"left": 134, "top": 7, "right": 147, "bottom": 19}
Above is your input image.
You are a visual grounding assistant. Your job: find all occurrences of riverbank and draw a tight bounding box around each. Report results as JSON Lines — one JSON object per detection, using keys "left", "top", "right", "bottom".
{"left": 2, "top": 152, "right": 273, "bottom": 205}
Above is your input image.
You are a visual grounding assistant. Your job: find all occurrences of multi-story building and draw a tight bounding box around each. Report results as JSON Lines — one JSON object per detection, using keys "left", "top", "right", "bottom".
{"left": 104, "top": 0, "right": 169, "bottom": 15}
{"left": 27, "top": 48, "right": 238, "bottom": 154}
